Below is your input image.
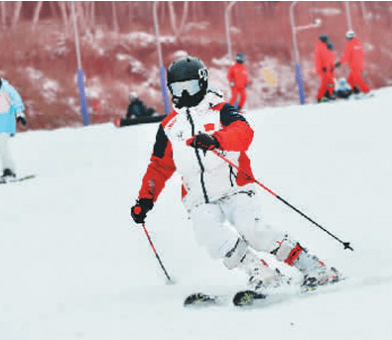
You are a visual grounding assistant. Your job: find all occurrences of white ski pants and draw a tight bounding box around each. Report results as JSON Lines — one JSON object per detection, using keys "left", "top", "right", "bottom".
{"left": 190, "top": 191, "right": 286, "bottom": 260}
{"left": 0, "top": 133, "right": 15, "bottom": 173}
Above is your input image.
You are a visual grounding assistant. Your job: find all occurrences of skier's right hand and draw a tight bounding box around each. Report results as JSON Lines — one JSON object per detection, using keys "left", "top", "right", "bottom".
{"left": 17, "top": 116, "right": 27, "bottom": 126}
{"left": 230, "top": 81, "right": 235, "bottom": 88}
{"left": 131, "top": 198, "right": 154, "bottom": 224}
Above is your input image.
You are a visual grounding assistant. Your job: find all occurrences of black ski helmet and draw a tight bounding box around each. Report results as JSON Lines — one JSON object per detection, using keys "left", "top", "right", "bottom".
{"left": 167, "top": 56, "right": 208, "bottom": 108}
{"left": 236, "top": 53, "right": 245, "bottom": 64}
{"left": 319, "top": 34, "right": 329, "bottom": 43}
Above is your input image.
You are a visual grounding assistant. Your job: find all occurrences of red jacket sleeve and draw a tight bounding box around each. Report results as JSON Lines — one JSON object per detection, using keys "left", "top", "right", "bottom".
{"left": 214, "top": 121, "right": 253, "bottom": 151}
{"left": 227, "top": 65, "right": 235, "bottom": 83}
{"left": 212, "top": 103, "right": 254, "bottom": 151}
{"left": 340, "top": 41, "right": 351, "bottom": 66}
{"left": 138, "top": 124, "right": 176, "bottom": 202}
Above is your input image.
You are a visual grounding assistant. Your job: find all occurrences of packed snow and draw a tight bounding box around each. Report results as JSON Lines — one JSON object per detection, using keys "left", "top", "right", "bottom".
{"left": 1, "top": 88, "right": 392, "bottom": 339}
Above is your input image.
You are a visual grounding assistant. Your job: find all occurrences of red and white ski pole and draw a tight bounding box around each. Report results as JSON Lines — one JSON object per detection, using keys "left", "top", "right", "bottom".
{"left": 142, "top": 223, "right": 174, "bottom": 284}
{"left": 212, "top": 150, "right": 354, "bottom": 251}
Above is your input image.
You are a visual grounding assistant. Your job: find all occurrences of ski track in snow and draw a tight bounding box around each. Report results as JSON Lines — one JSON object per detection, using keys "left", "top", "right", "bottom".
{"left": 1, "top": 88, "right": 392, "bottom": 339}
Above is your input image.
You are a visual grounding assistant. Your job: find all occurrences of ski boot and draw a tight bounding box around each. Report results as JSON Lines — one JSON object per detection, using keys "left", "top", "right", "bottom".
{"left": 271, "top": 237, "right": 343, "bottom": 292}
{"left": 301, "top": 266, "right": 342, "bottom": 292}
{"left": 224, "top": 238, "right": 289, "bottom": 293}
{"left": 2, "top": 168, "right": 16, "bottom": 179}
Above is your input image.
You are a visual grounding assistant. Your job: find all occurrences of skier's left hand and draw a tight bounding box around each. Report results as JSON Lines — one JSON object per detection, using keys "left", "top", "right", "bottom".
{"left": 186, "top": 133, "right": 219, "bottom": 151}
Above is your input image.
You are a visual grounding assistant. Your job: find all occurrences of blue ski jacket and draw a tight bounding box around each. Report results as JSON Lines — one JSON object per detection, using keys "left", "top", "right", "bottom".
{"left": 0, "top": 79, "right": 25, "bottom": 134}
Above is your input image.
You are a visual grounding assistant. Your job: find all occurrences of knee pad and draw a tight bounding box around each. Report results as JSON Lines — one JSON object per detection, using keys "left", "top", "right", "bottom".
{"left": 223, "top": 238, "right": 249, "bottom": 270}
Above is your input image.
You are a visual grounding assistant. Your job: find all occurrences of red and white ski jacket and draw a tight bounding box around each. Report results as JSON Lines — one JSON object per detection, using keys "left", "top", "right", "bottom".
{"left": 137, "top": 89, "right": 255, "bottom": 209}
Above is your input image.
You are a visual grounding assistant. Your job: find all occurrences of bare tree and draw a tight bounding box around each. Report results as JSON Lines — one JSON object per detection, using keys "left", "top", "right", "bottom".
{"left": 11, "top": 1, "right": 23, "bottom": 29}
{"left": 177, "top": 1, "right": 189, "bottom": 37}
{"left": 32, "top": 1, "right": 44, "bottom": 31}
{"left": 112, "top": 1, "right": 119, "bottom": 32}
{"left": 89, "top": 1, "right": 95, "bottom": 28}
{"left": 168, "top": 1, "right": 177, "bottom": 34}
{"left": 1, "top": 1, "right": 7, "bottom": 29}
{"left": 58, "top": 1, "right": 68, "bottom": 27}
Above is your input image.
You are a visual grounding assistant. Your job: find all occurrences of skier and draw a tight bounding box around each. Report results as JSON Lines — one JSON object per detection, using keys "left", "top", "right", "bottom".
{"left": 335, "top": 31, "right": 370, "bottom": 96}
{"left": 227, "top": 53, "right": 248, "bottom": 111}
{"left": 131, "top": 56, "right": 341, "bottom": 295}
{"left": 0, "top": 78, "right": 26, "bottom": 179}
{"left": 314, "top": 34, "right": 331, "bottom": 102}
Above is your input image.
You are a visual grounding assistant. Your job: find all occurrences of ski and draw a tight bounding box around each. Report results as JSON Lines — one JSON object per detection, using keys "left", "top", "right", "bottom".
{"left": 183, "top": 290, "right": 267, "bottom": 307}
{"left": 0, "top": 174, "right": 36, "bottom": 184}
{"left": 183, "top": 292, "right": 226, "bottom": 307}
{"left": 184, "top": 277, "right": 346, "bottom": 308}
{"left": 232, "top": 290, "right": 267, "bottom": 306}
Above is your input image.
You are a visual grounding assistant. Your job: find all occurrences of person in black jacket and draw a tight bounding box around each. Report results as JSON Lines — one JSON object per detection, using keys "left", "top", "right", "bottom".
{"left": 126, "top": 93, "right": 155, "bottom": 119}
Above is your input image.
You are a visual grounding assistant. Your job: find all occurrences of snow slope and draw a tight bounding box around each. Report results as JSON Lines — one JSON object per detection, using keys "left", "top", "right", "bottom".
{"left": 1, "top": 88, "right": 392, "bottom": 340}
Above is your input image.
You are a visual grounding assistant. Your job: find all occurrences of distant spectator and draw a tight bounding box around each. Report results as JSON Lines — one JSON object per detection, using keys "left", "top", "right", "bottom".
{"left": 126, "top": 93, "right": 155, "bottom": 119}
{"left": 335, "top": 31, "right": 370, "bottom": 95}
{"left": 324, "top": 43, "right": 336, "bottom": 100}
{"left": 314, "top": 34, "right": 330, "bottom": 102}
{"left": 0, "top": 78, "right": 26, "bottom": 179}
{"left": 227, "top": 53, "right": 249, "bottom": 111}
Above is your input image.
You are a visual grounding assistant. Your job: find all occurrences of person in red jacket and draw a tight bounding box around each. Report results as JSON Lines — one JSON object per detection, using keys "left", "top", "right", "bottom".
{"left": 314, "top": 34, "right": 331, "bottom": 102}
{"left": 130, "top": 56, "right": 342, "bottom": 297}
{"left": 335, "top": 31, "right": 370, "bottom": 94}
{"left": 325, "top": 43, "right": 336, "bottom": 99}
{"left": 227, "top": 53, "right": 248, "bottom": 111}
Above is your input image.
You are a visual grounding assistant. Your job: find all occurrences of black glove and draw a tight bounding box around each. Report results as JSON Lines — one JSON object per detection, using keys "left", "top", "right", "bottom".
{"left": 17, "top": 116, "right": 27, "bottom": 126}
{"left": 335, "top": 62, "right": 341, "bottom": 68}
{"left": 322, "top": 67, "right": 327, "bottom": 73}
{"left": 187, "top": 133, "right": 219, "bottom": 151}
{"left": 131, "top": 198, "right": 154, "bottom": 224}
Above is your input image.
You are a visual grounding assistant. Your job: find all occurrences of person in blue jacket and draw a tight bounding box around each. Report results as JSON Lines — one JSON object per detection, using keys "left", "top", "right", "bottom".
{"left": 0, "top": 78, "right": 26, "bottom": 179}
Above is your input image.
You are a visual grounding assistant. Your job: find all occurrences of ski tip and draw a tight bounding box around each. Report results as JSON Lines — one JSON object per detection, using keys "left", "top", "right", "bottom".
{"left": 183, "top": 293, "right": 220, "bottom": 307}
{"left": 233, "top": 290, "right": 267, "bottom": 307}
{"left": 114, "top": 117, "right": 121, "bottom": 128}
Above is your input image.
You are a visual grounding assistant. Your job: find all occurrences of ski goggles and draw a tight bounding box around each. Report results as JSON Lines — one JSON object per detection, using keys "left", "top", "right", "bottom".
{"left": 169, "top": 79, "right": 200, "bottom": 97}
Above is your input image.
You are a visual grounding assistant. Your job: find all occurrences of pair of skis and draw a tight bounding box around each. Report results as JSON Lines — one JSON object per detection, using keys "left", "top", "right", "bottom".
{"left": 0, "top": 174, "right": 36, "bottom": 185}
{"left": 184, "top": 290, "right": 267, "bottom": 307}
{"left": 183, "top": 277, "right": 344, "bottom": 308}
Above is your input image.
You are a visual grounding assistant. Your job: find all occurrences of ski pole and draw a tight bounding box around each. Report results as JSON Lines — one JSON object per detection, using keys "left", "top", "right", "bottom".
{"left": 212, "top": 150, "right": 354, "bottom": 251}
{"left": 142, "top": 223, "right": 174, "bottom": 284}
